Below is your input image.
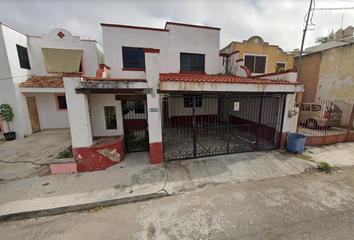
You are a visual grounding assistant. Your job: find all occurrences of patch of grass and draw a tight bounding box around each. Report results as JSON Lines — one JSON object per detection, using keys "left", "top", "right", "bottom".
{"left": 317, "top": 161, "right": 332, "bottom": 172}
{"left": 296, "top": 154, "right": 312, "bottom": 160}
{"left": 57, "top": 146, "right": 73, "bottom": 159}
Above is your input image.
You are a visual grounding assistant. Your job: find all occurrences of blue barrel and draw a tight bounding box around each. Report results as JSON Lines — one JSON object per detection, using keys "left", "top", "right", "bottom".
{"left": 287, "top": 133, "right": 306, "bottom": 154}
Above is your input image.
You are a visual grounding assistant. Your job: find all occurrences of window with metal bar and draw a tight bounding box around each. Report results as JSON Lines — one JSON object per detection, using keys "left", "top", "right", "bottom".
{"left": 184, "top": 97, "right": 202, "bottom": 108}
{"left": 104, "top": 106, "right": 117, "bottom": 130}
{"left": 16, "top": 44, "right": 31, "bottom": 70}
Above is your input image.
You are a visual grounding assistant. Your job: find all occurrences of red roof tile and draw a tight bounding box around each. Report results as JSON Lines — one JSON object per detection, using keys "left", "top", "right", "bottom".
{"left": 20, "top": 76, "right": 64, "bottom": 88}
{"left": 160, "top": 73, "right": 302, "bottom": 85}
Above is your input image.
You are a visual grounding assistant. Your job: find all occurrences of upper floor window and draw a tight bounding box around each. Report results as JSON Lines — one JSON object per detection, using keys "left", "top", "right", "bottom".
{"left": 276, "top": 62, "right": 286, "bottom": 72}
{"left": 180, "top": 53, "right": 205, "bottom": 72}
{"left": 122, "top": 47, "right": 145, "bottom": 70}
{"left": 244, "top": 55, "right": 266, "bottom": 74}
{"left": 16, "top": 44, "right": 31, "bottom": 70}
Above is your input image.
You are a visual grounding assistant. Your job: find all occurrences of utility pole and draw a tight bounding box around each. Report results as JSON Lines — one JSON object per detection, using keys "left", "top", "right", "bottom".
{"left": 296, "top": 0, "right": 313, "bottom": 82}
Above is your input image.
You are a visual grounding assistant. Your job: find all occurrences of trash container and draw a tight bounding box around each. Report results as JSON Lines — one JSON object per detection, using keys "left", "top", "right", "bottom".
{"left": 287, "top": 133, "right": 306, "bottom": 154}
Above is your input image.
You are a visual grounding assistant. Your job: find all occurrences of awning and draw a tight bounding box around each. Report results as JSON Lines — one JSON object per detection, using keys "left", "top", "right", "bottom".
{"left": 42, "top": 48, "right": 83, "bottom": 73}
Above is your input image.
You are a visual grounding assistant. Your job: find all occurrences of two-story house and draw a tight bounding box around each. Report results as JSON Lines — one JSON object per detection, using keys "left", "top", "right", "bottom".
{"left": 58, "top": 22, "right": 303, "bottom": 172}
{"left": 0, "top": 22, "right": 103, "bottom": 139}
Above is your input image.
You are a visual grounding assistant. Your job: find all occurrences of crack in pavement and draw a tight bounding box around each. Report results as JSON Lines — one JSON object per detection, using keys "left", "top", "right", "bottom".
{"left": 158, "top": 164, "right": 171, "bottom": 195}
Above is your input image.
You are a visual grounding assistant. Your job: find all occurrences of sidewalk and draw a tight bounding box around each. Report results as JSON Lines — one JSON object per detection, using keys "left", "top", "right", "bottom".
{"left": 0, "top": 148, "right": 319, "bottom": 221}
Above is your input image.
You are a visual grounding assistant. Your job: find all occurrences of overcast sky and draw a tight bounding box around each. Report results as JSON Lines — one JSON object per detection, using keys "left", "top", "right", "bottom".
{"left": 1, "top": 0, "right": 354, "bottom": 52}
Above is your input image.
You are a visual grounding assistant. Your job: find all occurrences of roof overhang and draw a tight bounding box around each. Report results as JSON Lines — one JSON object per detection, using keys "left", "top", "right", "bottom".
{"left": 160, "top": 81, "right": 304, "bottom": 93}
{"left": 20, "top": 87, "right": 65, "bottom": 93}
{"left": 75, "top": 80, "right": 149, "bottom": 94}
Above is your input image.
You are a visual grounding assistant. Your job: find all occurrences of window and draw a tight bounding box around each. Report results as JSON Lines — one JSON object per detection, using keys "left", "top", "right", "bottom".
{"left": 312, "top": 105, "right": 321, "bottom": 112}
{"left": 301, "top": 104, "right": 311, "bottom": 111}
{"left": 244, "top": 55, "right": 266, "bottom": 74}
{"left": 16, "top": 44, "right": 31, "bottom": 70}
{"left": 134, "top": 101, "right": 145, "bottom": 114}
{"left": 180, "top": 53, "right": 205, "bottom": 72}
{"left": 184, "top": 97, "right": 202, "bottom": 108}
{"left": 55, "top": 94, "right": 67, "bottom": 111}
{"left": 104, "top": 106, "right": 117, "bottom": 130}
{"left": 122, "top": 47, "right": 145, "bottom": 69}
{"left": 276, "top": 62, "right": 286, "bottom": 70}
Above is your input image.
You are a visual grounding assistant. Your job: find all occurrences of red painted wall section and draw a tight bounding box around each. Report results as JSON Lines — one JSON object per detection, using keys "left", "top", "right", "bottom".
{"left": 73, "top": 136, "right": 125, "bottom": 172}
{"left": 280, "top": 132, "right": 289, "bottom": 149}
{"left": 150, "top": 142, "right": 163, "bottom": 164}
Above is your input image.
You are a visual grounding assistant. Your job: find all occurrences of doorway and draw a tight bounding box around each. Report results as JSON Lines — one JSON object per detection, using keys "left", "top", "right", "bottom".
{"left": 26, "top": 97, "right": 41, "bottom": 132}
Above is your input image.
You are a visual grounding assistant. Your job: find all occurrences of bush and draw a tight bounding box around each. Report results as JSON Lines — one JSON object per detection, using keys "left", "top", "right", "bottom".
{"left": 317, "top": 161, "right": 332, "bottom": 172}
{"left": 0, "top": 104, "right": 14, "bottom": 132}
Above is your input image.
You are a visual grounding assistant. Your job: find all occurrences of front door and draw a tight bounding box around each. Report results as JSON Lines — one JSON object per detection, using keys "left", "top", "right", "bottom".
{"left": 26, "top": 97, "right": 41, "bottom": 132}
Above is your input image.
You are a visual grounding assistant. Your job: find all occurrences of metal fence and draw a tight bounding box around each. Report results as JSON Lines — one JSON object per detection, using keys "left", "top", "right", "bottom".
{"left": 297, "top": 100, "right": 354, "bottom": 145}
{"left": 162, "top": 94, "right": 286, "bottom": 161}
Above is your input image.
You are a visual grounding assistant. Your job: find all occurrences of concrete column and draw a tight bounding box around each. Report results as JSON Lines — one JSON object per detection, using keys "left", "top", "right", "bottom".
{"left": 63, "top": 77, "right": 92, "bottom": 148}
{"left": 144, "top": 49, "right": 163, "bottom": 164}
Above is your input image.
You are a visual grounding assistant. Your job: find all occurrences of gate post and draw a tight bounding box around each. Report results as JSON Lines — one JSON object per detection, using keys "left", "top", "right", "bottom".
{"left": 144, "top": 49, "right": 163, "bottom": 164}
{"left": 346, "top": 105, "right": 354, "bottom": 142}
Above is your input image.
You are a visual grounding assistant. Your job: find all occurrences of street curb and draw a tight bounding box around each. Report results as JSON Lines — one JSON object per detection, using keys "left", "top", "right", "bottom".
{"left": 0, "top": 192, "right": 168, "bottom": 222}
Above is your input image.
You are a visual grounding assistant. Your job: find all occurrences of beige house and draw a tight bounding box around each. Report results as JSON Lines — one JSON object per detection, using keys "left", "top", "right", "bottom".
{"left": 220, "top": 36, "right": 295, "bottom": 76}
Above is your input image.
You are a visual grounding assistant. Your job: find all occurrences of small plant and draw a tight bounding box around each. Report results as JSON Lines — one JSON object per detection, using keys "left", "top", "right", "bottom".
{"left": 317, "top": 161, "right": 332, "bottom": 172}
{"left": 296, "top": 154, "right": 312, "bottom": 160}
{"left": 0, "top": 103, "right": 14, "bottom": 133}
{"left": 57, "top": 146, "right": 73, "bottom": 159}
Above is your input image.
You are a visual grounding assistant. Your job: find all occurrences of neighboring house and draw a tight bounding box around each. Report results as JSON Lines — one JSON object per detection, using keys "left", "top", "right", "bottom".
{"left": 220, "top": 36, "right": 295, "bottom": 76}
{"left": 0, "top": 21, "right": 304, "bottom": 172}
{"left": 0, "top": 22, "right": 104, "bottom": 139}
{"left": 297, "top": 27, "right": 354, "bottom": 104}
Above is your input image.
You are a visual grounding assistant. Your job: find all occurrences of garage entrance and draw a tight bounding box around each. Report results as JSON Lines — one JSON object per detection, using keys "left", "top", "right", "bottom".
{"left": 161, "top": 94, "right": 286, "bottom": 161}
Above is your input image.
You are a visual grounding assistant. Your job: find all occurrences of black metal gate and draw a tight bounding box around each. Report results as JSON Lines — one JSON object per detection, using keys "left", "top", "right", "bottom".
{"left": 161, "top": 94, "right": 286, "bottom": 161}
{"left": 122, "top": 100, "right": 149, "bottom": 152}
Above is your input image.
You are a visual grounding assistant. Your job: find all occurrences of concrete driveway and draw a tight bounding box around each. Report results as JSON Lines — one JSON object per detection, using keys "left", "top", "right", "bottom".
{"left": 0, "top": 129, "right": 71, "bottom": 182}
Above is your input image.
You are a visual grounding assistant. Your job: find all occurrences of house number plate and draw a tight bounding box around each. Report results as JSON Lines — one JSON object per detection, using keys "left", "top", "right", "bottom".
{"left": 149, "top": 108, "right": 159, "bottom": 112}
{"left": 234, "top": 102, "right": 240, "bottom": 111}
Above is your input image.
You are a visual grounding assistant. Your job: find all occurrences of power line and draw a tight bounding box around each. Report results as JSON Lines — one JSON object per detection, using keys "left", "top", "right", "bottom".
{"left": 314, "top": 7, "right": 354, "bottom": 10}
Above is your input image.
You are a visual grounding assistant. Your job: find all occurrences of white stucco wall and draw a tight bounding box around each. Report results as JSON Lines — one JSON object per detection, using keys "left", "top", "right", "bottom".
{"left": 89, "top": 94, "right": 124, "bottom": 137}
{"left": 63, "top": 77, "right": 92, "bottom": 148}
{"left": 259, "top": 72, "right": 297, "bottom": 82}
{"left": 165, "top": 23, "right": 221, "bottom": 74}
{"left": 282, "top": 94, "right": 299, "bottom": 133}
{"left": 102, "top": 23, "right": 222, "bottom": 78}
{"left": 0, "top": 24, "right": 33, "bottom": 137}
{"left": 28, "top": 29, "right": 101, "bottom": 77}
{"left": 26, "top": 93, "right": 70, "bottom": 129}
{"left": 102, "top": 25, "right": 170, "bottom": 79}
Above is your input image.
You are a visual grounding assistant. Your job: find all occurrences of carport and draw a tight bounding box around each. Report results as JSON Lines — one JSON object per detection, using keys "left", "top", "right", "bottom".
{"left": 159, "top": 73, "right": 304, "bottom": 161}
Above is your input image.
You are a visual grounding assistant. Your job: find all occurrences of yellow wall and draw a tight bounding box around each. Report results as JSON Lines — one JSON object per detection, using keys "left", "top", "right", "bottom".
{"left": 232, "top": 36, "right": 294, "bottom": 75}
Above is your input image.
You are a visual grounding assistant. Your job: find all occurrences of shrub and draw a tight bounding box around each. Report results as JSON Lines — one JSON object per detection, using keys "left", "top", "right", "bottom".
{"left": 317, "top": 161, "right": 332, "bottom": 172}
{"left": 0, "top": 104, "right": 14, "bottom": 132}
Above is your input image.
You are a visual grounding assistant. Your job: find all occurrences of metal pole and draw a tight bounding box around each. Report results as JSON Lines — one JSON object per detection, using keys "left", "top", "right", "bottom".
{"left": 296, "top": 0, "right": 313, "bottom": 82}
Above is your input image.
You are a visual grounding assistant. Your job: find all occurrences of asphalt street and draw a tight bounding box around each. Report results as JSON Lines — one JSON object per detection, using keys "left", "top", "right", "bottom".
{"left": 1, "top": 166, "right": 354, "bottom": 240}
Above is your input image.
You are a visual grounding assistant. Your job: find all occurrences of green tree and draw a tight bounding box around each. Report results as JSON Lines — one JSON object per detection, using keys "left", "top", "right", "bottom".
{"left": 315, "top": 30, "right": 335, "bottom": 44}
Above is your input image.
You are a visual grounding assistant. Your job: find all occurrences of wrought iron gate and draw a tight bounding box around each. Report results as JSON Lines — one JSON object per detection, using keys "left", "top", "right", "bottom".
{"left": 122, "top": 100, "right": 149, "bottom": 152}
{"left": 161, "top": 94, "right": 286, "bottom": 161}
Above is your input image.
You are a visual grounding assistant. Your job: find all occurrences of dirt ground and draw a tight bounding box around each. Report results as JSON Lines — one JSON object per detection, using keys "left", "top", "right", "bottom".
{"left": 1, "top": 166, "right": 354, "bottom": 240}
